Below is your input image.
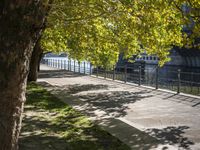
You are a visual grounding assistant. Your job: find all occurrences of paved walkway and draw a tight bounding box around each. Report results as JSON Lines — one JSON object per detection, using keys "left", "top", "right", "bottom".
{"left": 38, "top": 64, "right": 200, "bottom": 150}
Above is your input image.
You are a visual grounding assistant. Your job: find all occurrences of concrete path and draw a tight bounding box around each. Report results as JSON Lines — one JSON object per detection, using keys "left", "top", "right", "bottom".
{"left": 38, "top": 64, "right": 200, "bottom": 150}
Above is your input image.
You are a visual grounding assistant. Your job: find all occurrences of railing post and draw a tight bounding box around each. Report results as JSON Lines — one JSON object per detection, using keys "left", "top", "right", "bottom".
{"left": 84, "top": 62, "right": 86, "bottom": 74}
{"left": 104, "top": 68, "right": 106, "bottom": 78}
{"left": 58, "top": 59, "right": 60, "bottom": 69}
{"left": 96, "top": 67, "right": 99, "bottom": 77}
{"left": 67, "top": 59, "right": 69, "bottom": 70}
{"left": 113, "top": 65, "right": 115, "bottom": 80}
{"left": 124, "top": 64, "right": 127, "bottom": 83}
{"left": 74, "top": 60, "right": 76, "bottom": 73}
{"left": 78, "top": 61, "right": 80, "bottom": 74}
{"left": 70, "top": 59, "right": 71, "bottom": 71}
{"left": 138, "top": 66, "right": 141, "bottom": 86}
{"left": 90, "top": 63, "right": 92, "bottom": 75}
{"left": 156, "top": 67, "right": 159, "bottom": 89}
{"left": 177, "top": 69, "right": 181, "bottom": 94}
{"left": 61, "top": 60, "right": 63, "bottom": 69}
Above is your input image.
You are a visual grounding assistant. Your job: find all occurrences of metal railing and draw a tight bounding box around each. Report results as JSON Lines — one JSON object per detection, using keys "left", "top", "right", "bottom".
{"left": 42, "top": 57, "right": 200, "bottom": 96}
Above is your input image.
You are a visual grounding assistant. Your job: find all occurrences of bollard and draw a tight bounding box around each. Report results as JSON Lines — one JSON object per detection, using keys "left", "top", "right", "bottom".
{"left": 177, "top": 69, "right": 181, "bottom": 94}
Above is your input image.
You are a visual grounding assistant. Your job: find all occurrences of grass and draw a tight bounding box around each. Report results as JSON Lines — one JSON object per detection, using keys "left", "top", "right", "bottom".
{"left": 19, "top": 82, "right": 130, "bottom": 150}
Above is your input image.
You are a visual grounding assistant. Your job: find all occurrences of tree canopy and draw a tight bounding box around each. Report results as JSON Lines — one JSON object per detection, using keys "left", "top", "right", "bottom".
{"left": 41, "top": 0, "right": 200, "bottom": 67}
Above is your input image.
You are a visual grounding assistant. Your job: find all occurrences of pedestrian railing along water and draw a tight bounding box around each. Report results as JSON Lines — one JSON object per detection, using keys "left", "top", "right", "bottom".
{"left": 42, "top": 57, "right": 200, "bottom": 96}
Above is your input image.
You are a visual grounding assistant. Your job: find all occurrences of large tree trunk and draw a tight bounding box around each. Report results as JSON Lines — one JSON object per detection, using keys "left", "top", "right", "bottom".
{"left": 28, "top": 40, "right": 43, "bottom": 82}
{"left": 0, "top": 1, "right": 50, "bottom": 149}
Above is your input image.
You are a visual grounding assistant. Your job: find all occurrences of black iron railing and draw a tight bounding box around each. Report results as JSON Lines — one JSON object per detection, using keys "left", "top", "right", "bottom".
{"left": 42, "top": 57, "right": 200, "bottom": 96}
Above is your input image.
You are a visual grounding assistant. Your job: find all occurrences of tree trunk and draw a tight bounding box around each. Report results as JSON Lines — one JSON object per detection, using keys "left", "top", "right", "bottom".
{"left": 28, "top": 40, "right": 43, "bottom": 82}
{"left": 0, "top": 1, "right": 50, "bottom": 149}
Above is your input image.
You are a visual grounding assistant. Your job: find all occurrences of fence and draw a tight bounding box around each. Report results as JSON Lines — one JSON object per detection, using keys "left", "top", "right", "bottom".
{"left": 42, "top": 57, "right": 200, "bottom": 96}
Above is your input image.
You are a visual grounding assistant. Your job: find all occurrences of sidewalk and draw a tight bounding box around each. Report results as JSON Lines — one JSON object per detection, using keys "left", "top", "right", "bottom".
{"left": 38, "top": 64, "right": 200, "bottom": 149}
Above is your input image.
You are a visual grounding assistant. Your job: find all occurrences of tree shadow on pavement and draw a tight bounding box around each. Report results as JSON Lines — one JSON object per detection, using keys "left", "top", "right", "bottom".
{"left": 19, "top": 110, "right": 129, "bottom": 150}
{"left": 76, "top": 91, "right": 151, "bottom": 118}
{"left": 37, "top": 82, "right": 195, "bottom": 149}
{"left": 39, "top": 70, "right": 85, "bottom": 79}
{"left": 38, "top": 81, "right": 152, "bottom": 118}
{"left": 20, "top": 83, "right": 131, "bottom": 150}
{"left": 151, "top": 90, "right": 200, "bottom": 108}
{"left": 145, "top": 126, "right": 194, "bottom": 149}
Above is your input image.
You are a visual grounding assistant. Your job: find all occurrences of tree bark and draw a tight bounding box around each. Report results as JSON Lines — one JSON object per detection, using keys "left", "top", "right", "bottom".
{"left": 28, "top": 40, "right": 43, "bottom": 82}
{"left": 0, "top": 1, "right": 50, "bottom": 149}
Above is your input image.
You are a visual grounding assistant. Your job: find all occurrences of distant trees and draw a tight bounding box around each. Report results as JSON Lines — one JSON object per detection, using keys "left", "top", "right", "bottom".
{"left": 40, "top": 1, "right": 200, "bottom": 67}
